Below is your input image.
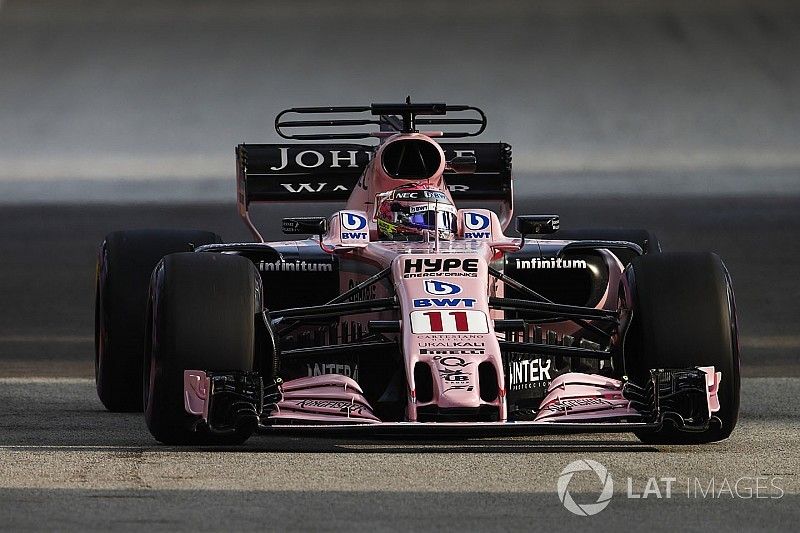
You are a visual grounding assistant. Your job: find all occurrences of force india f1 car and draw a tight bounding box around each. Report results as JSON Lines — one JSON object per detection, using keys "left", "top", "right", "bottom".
{"left": 95, "top": 102, "right": 740, "bottom": 445}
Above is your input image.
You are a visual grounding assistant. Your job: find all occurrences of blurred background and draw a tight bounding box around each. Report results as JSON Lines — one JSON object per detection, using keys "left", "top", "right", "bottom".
{"left": 0, "top": 0, "right": 798, "bottom": 375}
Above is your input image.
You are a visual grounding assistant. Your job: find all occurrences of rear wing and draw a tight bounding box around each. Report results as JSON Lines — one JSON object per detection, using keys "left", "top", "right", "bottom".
{"left": 236, "top": 141, "right": 512, "bottom": 205}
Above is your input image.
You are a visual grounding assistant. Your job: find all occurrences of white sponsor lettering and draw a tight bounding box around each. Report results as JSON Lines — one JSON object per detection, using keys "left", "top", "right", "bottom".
{"left": 508, "top": 358, "right": 552, "bottom": 389}
{"left": 270, "top": 147, "right": 291, "bottom": 171}
{"left": 330, "top": 150, "right": 359, "bottom": 168}
{"left": 296, "top": 150, "right": 325, "bottom": 169}
{"left": 515, "top": 258, "right": 588, "bottom": 269}
{"left": 258, "top": 259, "right": 333, "bottom": 272}
{"left": 280, "top": 182, "right": 328, "bottom": 193}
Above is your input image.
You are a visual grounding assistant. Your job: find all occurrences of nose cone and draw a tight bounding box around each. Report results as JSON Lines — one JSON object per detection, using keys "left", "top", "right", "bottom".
{"left": 393, "top": 252, "right": 506, "bottom": 421}
{"left": 430, "top": 355, "right": 483, "bottom": 408}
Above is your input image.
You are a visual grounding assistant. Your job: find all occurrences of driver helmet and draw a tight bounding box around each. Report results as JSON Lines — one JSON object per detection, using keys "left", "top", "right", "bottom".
{"left": 375, "top": 184, "right": 457, "bottom": 241}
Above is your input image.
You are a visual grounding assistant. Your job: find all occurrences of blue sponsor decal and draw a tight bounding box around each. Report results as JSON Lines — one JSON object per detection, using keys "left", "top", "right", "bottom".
{"left": 424, "top": 280, "right": 462, "bottom": 295}
{"left": 464, "top": 212, "right": 491, "bottom": 238}
{"left": 464, "top": 212, "right": 490, "bottom": 231}
{"left": 341, "top": 212, "right": 368, "bottom": 240}
{"left": 413, "top": 298, "right": 477, "bottom": 308}
{"left": 342, "top": 212, "right": 367, "bottom": 230}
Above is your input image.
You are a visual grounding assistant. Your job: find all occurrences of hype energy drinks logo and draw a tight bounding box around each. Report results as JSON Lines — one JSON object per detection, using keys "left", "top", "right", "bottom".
{"left": 402, "top": 258, "right": 480, "bottom": 278}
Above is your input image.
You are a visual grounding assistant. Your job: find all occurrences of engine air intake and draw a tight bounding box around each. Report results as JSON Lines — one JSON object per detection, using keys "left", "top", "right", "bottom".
{"left": 382, "top": 139, "right": 442, "bottom": 179}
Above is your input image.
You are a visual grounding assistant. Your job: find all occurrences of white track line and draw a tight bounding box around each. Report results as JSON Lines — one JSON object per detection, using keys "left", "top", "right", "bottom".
{"left": 0, "top": 377, "right": 93, "bottom": 384}
{"left": 739, "top": 336, "right": 800, "bottom": 349}
{"left": 0, "top": 335, "right": 92, "bottom": 343}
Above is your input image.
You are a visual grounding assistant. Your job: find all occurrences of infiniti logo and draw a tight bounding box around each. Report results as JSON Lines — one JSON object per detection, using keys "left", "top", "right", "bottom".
{"left": 557, "top": 460, "right": 614, "bottom": 516}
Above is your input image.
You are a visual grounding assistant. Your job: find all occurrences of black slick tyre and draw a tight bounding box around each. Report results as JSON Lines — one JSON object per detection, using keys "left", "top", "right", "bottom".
{"left": 144, "top": 252, "right": 260, "bottom": 445}
{"left": 626, "top": 252, "right": 740, "bottom": 443}
{"left": 95, "top": 229, "right": 222, "bottom": 412}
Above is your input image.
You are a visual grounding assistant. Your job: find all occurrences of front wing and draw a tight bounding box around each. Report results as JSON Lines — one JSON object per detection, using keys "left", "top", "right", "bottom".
{"left": 182, "top": 366, "right": 722, "bottom": 438}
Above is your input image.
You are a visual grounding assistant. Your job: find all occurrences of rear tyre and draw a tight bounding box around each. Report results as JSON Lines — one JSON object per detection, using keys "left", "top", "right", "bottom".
{"left": 144, "top": 252, "right": 260, "bottom": 445}
{"left": 95, "top": 229, "right": 222, "bottom": 412}
{"left": 626, "top": 253, "right": 740, "bottom": 443}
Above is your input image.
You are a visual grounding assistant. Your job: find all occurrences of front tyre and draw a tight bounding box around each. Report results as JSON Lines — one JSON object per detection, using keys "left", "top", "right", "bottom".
{"left": 626, "top": 252, "right": 740, "bottom": 443}
{"left": 144, "top": 252, "right": 260, "bottom": 445}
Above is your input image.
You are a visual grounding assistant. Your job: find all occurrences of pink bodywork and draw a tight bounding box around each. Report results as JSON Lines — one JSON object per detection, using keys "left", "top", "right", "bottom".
{"left": 533, "top": 367, "right": 721, "bottom": 422}
{"left": 533, "top": 373, "right": 639, "bottom": 422}
{"left": 185, "top": 131, "right": 723, "bottom": 428}
{"left": 185, "top": 367, "right": 721, "bottom": 425}
{"left": 699, "top": 366, "right": 722, "bottom": 415}
{"left": 183, "top": 371, "right": 380, "bottom": 424}
{"left": 184, "top": 370, "right": 210, "bottom": 420}
{"left": 389, "top": 247, "right": 506, "bottom": 420}
{"left": 269, "top": 375, "right": 381, "bottom": 424}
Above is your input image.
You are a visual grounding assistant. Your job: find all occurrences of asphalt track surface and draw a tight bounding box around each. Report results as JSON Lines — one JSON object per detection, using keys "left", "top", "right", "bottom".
{"left": 0, "top": 197, "right": 798, "bottom": 531}
{"left": 0, "top": 378, "right": 796, "bottom": 531}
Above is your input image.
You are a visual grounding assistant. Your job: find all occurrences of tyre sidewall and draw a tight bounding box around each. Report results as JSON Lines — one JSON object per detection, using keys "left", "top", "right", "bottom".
{"left": 144, "top": 252, "right": 259, "bottom": 445}
{"left": 627, "top": 252, "right": 740, "bottom": 443}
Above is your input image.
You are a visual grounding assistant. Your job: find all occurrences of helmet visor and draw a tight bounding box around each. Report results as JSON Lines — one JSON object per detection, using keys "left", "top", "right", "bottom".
{"left": 406, "top": 210, "right": 457, "bottom": 233}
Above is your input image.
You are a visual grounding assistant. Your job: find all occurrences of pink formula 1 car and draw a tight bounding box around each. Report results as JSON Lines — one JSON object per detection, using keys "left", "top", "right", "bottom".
{"left": 94, "top": 102, "right": 740, "bottom": 445}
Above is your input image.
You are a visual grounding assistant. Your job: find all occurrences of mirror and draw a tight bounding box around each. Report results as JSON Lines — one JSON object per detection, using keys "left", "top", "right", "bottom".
{"left": 516, "top": 214, "right": 560, "bottom": 235}
{"left": 282, "top": 217, "right": 328, "bottom": 235}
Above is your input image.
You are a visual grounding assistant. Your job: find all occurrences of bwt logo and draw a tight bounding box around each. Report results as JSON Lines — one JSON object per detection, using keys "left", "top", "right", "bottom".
{"left": 413, "top": 298, "right": 477, "bottom": 308}
{"left": 464, "top": 212, "right": 491, "bottom": 239}
{"left": 342, "top": 212, "right": 367, "bottom": 230}
{"left": 340, "top": 212, "right": 368, "bottom": 240}
{"left": 464, "top": 212, "right": 490, "bottom": 231}
{"left": 424, "top": 280, "right": 462, "bottom": 295}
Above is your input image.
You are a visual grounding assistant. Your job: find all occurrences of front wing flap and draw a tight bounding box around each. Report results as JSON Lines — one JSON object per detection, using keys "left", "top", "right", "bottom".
{"left": 183, "top": 367, "right": 721, "bottom": 437}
